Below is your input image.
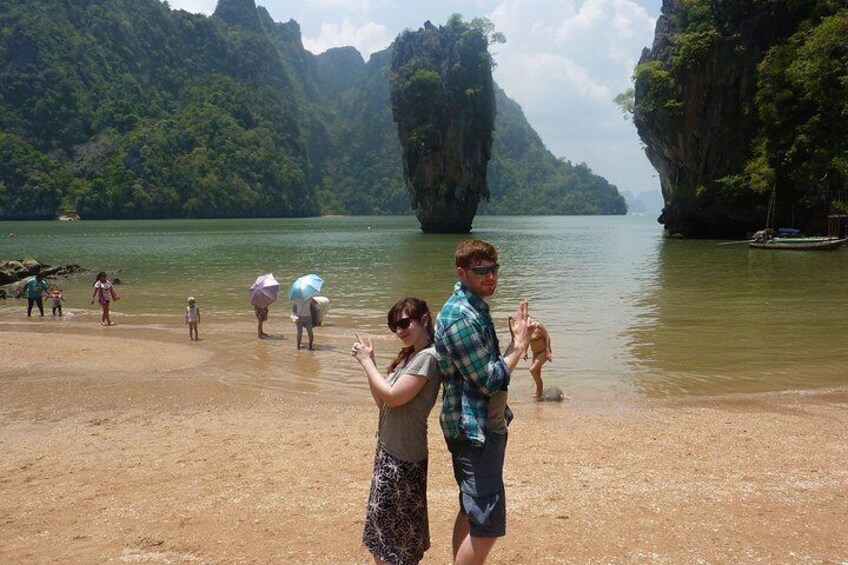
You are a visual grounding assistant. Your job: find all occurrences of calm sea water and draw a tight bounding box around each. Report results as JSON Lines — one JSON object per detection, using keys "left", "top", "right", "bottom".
{"left": 2, "top": 215, "right": 847, "bottom": 401}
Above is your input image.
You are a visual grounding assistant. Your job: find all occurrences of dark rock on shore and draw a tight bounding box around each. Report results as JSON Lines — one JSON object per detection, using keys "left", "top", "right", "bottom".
{"left": 0, "top": 259, "right": 85, "bottom": 297}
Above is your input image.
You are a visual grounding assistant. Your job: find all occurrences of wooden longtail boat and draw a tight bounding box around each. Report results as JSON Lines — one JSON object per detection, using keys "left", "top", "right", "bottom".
{"left": 749, "top": 236, "right": 848, "bottom": 250}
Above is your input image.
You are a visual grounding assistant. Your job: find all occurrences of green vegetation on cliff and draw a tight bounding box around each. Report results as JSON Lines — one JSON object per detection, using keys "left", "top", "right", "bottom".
{"left": 633, "top": 0, "right": 847, "bottom": 236}
{"left": 485, "top": 87, "right": 625, "bottom": 215}
{"left": 0, "top": 0, "right": 626, "bottom": 220}
{"left": 0, "top": 0, "right": 317, "bottom": 218}
{"left": 752, "top": 8, "right": 848, "bottom": 214}
{"left": 389, "top": 16, "right": 498, "bottom": 232}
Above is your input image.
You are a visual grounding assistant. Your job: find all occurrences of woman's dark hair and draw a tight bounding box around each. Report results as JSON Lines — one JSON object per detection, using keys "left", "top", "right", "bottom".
{"left": 94, "top": 272, "right": 107, "bottom": 285}
{"left": 386, "top": 297, "right": 434, "bottom": 374}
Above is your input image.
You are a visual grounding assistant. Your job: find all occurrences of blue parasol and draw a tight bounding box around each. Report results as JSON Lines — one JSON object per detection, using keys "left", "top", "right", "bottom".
{"left": 289, "top": 273, "right": 324, "bottom": 302}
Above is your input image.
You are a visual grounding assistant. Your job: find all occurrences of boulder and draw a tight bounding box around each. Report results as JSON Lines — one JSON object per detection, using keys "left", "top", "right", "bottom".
{"left": 0, "top": 261, "right": 26, "bottom": 285}
{"left": 540, "top": 386, "right": 565, "bottom": 402}
{"left": 0, "top": 259, "right": 38, "bottom": 285}
{"left": 0, "top": 259, "right": 85, "bottom": 296}
{"left": 21, "top": 258, "right": 41, "bottom": 271}
{"left": 4, "top": 278, "right": 30, "bottom": 299}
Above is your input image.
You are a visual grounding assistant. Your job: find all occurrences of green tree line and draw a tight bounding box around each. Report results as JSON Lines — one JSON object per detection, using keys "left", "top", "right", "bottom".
{"left": 0, "top": 0, "right": 625, "bottom": 220}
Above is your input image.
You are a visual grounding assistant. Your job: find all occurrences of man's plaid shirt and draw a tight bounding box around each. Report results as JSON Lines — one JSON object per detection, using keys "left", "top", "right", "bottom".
{"left": 435, "top": 281, "right": 512, "bottom": 445}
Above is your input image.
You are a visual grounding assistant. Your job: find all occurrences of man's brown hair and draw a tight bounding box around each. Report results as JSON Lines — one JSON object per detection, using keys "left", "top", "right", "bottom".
{"left": 455, "top": 239, "right": 498, "bottom": 268}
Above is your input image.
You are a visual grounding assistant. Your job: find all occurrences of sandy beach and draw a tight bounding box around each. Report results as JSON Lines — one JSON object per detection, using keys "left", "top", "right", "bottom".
{"left": 1, "top": 322, "right": 847, "bottom": 564}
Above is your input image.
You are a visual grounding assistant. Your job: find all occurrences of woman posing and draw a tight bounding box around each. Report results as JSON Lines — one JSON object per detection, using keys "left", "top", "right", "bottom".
{"left": 351, "top": 298, "right": 442, "bottom": 565}
{"left": 91, "top": 272, "right": 119, "bottom": 326}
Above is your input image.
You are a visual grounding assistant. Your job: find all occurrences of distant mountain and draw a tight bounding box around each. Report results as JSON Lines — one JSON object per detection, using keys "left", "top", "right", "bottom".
{"left": 0, "top": 0, "right": 626, "bottom": 219}
{"left": 621, "top": 189, "right": 663, "bottom": 217}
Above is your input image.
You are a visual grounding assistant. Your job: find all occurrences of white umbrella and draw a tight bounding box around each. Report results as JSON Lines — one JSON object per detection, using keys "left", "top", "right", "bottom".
{"left": 249, "top": 273, "right": 279, "bottom": 309}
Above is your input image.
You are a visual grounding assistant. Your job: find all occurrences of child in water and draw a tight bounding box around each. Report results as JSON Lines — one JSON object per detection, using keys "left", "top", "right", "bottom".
{"left": 525, "top": 318, "right": 553, "bottom": 400}
{"left": 185, "top": 296, "right": 201, "bottom": 340}
{"left": 91, "top": 272, "right": 119, "bottom": 326}
{"left": 51, "top": 288, "right": 65, "bottom": 317}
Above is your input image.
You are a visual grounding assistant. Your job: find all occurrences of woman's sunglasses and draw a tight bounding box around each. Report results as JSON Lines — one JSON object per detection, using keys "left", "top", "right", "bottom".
{"left": 466, "top": 263, "right": 500, "bottom": 276}
{"left": 388, "top": 317, "right": 414, "bottom": 332}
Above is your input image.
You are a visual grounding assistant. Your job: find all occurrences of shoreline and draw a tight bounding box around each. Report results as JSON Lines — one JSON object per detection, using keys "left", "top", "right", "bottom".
{"left": 1, "top": 324, "right": 847, "bottom": 563}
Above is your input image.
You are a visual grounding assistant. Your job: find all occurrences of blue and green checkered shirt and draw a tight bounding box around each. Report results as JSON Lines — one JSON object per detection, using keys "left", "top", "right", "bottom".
{"left": 435, "top": 281, "right": 512, "bottom": 444}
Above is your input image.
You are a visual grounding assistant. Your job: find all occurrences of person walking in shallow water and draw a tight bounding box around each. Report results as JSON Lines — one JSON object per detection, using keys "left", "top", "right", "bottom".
{"left": 25, "top": 273, "right": 49, "bottom": 317}
{"left": 351, "top": 297, "right": 442, "bottom": 565}
{"left": 91, "top": 272, "right": 119, "bottom": 326}
{"left": 50, "top": 287, "right": 66, "bottom": 317}
{"left": 292, "top": 297, "right": 316, "bottom": 350}
{"left": 255, "top": 305, "right": 269, "bottom": 339}
{"left": 434, "top": 239, "right": 534, "bottom": 565}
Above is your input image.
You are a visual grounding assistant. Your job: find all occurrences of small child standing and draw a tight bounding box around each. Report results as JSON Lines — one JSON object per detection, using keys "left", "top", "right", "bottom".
{"left": 185, "top": 296, "right": 200, "bottom": 340}
{"left": 51, "top": 288, "right": 65, "bottom": 317}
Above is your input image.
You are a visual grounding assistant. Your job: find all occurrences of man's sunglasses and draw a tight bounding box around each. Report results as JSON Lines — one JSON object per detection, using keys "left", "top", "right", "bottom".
{"left": 388, "top": 317, "right": 414, "bottom": 332}
{"left": 465, "top": 263, "right": 500, "bottom": 276}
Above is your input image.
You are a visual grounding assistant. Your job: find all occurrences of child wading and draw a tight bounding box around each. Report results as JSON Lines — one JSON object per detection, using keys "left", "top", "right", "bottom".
{"left": 51, "top": 288, "right": 65, "bottom": 317}
{"left": 185, "top": 296, "right": 201, "bottom": 340}
{"left": 91, "top": 272, "right": 119, "bottom": 326}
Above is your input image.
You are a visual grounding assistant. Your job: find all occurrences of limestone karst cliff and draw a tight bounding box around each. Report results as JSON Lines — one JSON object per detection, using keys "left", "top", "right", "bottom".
{"left": 390, "top": 18, "right": 496, "bottom": 233}
{"left": 0, "top": 0, "right": 627, "bottom": 220}
{"left": 634, "top": 0, "right": 846, "bottom": 237}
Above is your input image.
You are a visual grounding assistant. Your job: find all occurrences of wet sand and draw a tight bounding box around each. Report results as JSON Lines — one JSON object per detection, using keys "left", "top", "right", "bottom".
{"left": 1, "top": 322, "right": 847, "bottom": 563}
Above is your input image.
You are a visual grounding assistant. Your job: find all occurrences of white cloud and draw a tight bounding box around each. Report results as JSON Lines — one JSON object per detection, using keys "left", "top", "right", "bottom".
{"left": 159, "top": 0, "right": 664, "bottom": 193}
{"left": 166, "top": 0, "right": 216, "bottom": 14}
{"left": 487, "top": 0, "right": 657, "bottom": 191}
{"left": 302, "top": 19, "right": 393, "bottom": 57}
{"left": 304, "top": 0, "right": 374, "bottom": 12}
{"left": 497, "top": 52, "right": 610, "bottom": 104}
{"left": 553, "top": 0, "right": 655, "bottom": 75}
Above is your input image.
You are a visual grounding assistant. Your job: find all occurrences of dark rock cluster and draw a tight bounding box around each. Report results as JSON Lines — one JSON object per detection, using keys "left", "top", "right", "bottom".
{"left": 0, "top": 259, "right": 84, "bottom": 297}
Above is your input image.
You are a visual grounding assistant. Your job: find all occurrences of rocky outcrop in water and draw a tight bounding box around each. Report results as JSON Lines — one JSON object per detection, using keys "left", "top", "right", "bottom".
{"left": 2, "top": 1, "right": 626, "bottom": 220}
{"left": 633, "top": 1, "right": 827, "bottom": 237}
{"left": 390, "top": 19, "right": 496, "bottom": 233}
{"left": 0, "top": 259, "right": 84, "bottom": 296}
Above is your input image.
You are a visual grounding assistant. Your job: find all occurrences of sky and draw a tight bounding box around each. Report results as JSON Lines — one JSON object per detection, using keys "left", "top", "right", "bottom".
{"left": 167, "top": 0, "right": 664, "bottom": 194}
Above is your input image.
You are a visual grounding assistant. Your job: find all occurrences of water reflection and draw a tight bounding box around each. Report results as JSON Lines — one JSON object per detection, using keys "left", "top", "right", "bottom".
{"left": 626, "top": 238, "right": 848, "bottom": 396}
{"left": 5, "top": 215, "right": 846, "bottom": 400}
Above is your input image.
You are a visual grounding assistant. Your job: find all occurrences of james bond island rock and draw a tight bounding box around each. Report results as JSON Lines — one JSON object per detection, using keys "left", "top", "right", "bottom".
{"left": 0, "top": 1, "right": 626, "bottom": 220}
{"left": 390, "top": 17, "right": 497, "bottom": 233}
{"left": 633, "top": 0, "right": 846, "bottom": 238}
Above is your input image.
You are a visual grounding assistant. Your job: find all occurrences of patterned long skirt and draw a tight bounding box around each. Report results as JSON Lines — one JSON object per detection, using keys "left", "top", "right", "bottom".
{"left": 362, "top": 446, "right": 430, "bottom": 565}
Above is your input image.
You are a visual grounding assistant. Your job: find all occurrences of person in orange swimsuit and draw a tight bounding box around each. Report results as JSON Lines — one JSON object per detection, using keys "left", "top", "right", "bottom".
{"left": 525, "top": 320, "right": 552, "bottom": 400}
